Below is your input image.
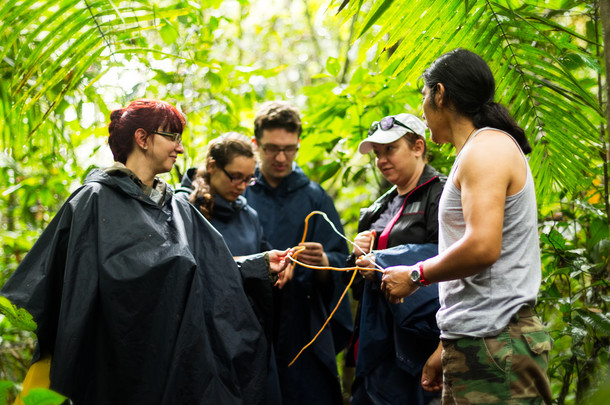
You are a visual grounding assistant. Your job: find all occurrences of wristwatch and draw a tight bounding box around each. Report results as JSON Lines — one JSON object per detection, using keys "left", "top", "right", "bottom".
{"left": 410, "top": 262, "right": 430, "bottom": 287}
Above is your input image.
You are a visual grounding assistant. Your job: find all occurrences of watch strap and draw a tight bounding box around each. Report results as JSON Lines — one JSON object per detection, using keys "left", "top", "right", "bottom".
{"left": 418, "top": 261, "right": 430, "bottom": 286}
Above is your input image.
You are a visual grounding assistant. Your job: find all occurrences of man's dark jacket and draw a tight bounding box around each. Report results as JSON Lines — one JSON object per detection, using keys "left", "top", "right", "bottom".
{"left": 244, "top": 164, "right": 352, "bottom": 405}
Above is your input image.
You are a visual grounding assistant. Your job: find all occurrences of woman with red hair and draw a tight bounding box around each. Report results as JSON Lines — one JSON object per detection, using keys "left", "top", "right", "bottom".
{"left": 1, "top": 99, "right": 283, "bottom": 404}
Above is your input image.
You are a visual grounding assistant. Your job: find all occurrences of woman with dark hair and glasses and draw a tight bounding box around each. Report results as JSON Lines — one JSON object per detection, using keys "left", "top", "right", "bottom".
{"left": 346, "top": 113, "right": 445, "bottom": 405}
{"left": 1, "top": 99, "right": 287, "bottom": 404}
{"left": 177, "top": 132, "right": 275, "bottom": 258}
{"left": 381, "top": 49, "right": 552, "bottom": 404}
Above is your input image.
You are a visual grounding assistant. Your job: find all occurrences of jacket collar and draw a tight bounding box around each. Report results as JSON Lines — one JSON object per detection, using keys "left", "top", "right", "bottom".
{"left": 253, "top": 162, "right": 310, "bottom": 193}
{"left": 358, "top": 164, "right": 443, "bottom": 231}
{"left": 85, "top": 165, "right": 173, "bottom": 208}
{"left": 380, "top": 164, "right": 442, "bottom": 201}
{"left": 418, "top": 164, "right": 442, "bottom": 187}
{"left": 212, "top": 194, "right": 247, "bottom": 221}
{"left": 180, "top": 167, "right": 198, "bottom": 189}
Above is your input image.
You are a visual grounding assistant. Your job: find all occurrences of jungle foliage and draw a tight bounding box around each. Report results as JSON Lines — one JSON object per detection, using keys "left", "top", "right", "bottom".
{"left": 1, "top": 0, "right": 609, "bottom": 404}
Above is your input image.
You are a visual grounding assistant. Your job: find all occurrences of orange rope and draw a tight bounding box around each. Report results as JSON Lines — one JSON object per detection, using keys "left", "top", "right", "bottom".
{"left": 287, "top": 263, "right": 359, "bottom": 367}
{"left": 286, "top": 211, "right": 381, "bottom": 367}
{"left": 289, "top": 246, "right": 382, "bottom": 273}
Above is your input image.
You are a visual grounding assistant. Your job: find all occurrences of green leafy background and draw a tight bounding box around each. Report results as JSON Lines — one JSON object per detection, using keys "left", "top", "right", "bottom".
{"left": 1, "top": 0, "right": 609, "bottom": 404}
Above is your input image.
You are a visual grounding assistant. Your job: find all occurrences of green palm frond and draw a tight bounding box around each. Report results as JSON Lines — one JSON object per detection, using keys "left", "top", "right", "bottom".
{"left": 0, "top": 0, "right": 188, "bottom": 157}
{"left": 333, "top": 0, "right": 604, "bottom": 203}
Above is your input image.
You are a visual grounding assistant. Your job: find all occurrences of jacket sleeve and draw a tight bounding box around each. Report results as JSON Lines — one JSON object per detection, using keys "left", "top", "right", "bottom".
{"left": 234, "top": 254, "right": 274, "bottom": 338}
{"left": 0, "top": 196, "right": 77, "bottom": 362}
{"left": 372, "top": 243, "right": 441, "bottom": 374}
{"left": 374, "top": 243, "right": 440, "bottom": 339}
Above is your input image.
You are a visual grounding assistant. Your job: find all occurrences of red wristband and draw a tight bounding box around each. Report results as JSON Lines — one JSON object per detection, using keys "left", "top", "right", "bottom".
{"left": 419, "top": 262, "right": 430, "bottom": 286}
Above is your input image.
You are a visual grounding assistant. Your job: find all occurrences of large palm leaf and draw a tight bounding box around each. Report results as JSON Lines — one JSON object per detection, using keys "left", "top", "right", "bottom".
{"left": 0, "top": 0, "right": 188, "bottom": 159}
{"left": 334, "top": 0, "right": 604, "bottom": 203}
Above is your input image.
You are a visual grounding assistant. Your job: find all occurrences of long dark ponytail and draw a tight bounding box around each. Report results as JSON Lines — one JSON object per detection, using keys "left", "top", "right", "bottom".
{"left": 423, "top": 48, "right": 531, "bottom": 154}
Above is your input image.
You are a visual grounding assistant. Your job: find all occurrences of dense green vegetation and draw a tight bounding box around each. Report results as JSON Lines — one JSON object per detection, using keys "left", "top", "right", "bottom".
{"left": 1, "top": 0, "right": 609, "bottom": 403}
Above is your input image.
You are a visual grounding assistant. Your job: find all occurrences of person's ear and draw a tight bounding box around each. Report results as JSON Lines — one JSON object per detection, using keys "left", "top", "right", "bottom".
{"left": 412, "top": 138, "right": 425, "bottom": 157}
{"left": 207, "top": 160, "right": 217, "bottom": 174}
{"left": 251, "top": 137, "right": 258, "bottom": 151}
{"left": 135, "top": 128, "right": 148, "bottom": 150}
{"left": 434, "top": 83, "right": 446, "bottom": 108}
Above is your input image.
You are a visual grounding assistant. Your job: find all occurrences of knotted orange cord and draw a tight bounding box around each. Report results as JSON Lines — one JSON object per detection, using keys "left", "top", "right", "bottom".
{"left": 287, "top": 211, "right": 382, "bottom": 367}
{"left": 294, "top": 211, "right": 384, "bottom": 272}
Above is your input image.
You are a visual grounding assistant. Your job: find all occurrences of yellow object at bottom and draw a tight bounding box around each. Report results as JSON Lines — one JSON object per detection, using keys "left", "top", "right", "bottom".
{"left": 14, "top": 355, "right": 51, "bottom": 405}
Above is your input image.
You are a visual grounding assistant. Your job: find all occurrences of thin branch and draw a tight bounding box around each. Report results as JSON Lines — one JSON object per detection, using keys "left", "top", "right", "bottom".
{"left": 303, "top": 0, "right": 323, "bottom": 70}
{"left": 84, "top": 0, "right": 115, "bottom": 61}
{"left": 339, "top": 13, "right": 357, "bottom": 84}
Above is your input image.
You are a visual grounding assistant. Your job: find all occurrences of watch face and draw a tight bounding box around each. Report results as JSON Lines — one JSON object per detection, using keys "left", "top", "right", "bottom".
{"left": 410, "top": 269, "right": 420, "bottom": 284}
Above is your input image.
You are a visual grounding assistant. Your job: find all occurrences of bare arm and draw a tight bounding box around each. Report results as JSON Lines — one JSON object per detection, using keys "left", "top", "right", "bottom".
{"left": 382, "top": 131, "right": 526, "bottom": 300}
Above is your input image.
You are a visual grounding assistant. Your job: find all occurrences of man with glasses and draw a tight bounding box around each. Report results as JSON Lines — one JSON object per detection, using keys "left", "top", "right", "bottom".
{"left": 244, "top": 101, "right": 352, "bottom": 405}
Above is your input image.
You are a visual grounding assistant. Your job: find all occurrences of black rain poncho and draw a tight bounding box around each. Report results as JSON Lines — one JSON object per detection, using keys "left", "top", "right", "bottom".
{"left": 1, "top": 168, "right": 267, "bottom": 404}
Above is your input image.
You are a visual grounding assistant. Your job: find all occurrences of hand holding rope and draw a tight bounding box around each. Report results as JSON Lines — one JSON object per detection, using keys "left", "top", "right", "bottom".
{"left": 286, "top": 211, "right": 386, "bottom": 367}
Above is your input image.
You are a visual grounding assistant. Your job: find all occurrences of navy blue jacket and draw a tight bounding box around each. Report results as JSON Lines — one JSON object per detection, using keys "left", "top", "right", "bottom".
{"left": 206, "top": 195, "right": 271, "bottom": 256}
{"left": 244, "top": 164, "right": 352, "bottom": 405}
{"left": 354, "top": 245, "right": 440, "bottom": 405}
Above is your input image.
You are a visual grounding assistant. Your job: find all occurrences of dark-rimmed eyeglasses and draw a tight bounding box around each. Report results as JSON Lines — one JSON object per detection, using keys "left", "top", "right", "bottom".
{"left": 221, "top": 167, "right": 256, "bottom": 186}
{"left": 260, "top": 144, "right": 299, "bottom": 158}
{"left": 368, "top": 116, "right": 415, "bottom": 136}
{"left": 152, "top": 130, "right": 182, "bottom": 144}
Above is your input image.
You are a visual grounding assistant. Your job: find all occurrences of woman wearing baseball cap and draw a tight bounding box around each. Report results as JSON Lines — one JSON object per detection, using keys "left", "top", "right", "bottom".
{"left": 346, "top": 113, "right": 445, "bottom": 404}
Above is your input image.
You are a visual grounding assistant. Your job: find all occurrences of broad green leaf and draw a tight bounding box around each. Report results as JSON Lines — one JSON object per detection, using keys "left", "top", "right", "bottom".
{"left": 541, "top": 282, "right": 562, "bottom": 299}
{"left": 22, "top": 388, "right": 67, "bottom": 405}
{"left": 159, "top": 20, "right": 179, "bottom": 45}
{"left": 0, "top": 380, "right": 14, "bottom": 405}
{"left": 356, "top": 0, "right": 394, "bottom": 39}
{"left": 541, "top": 229, "right": 567, "bottom": 251}
{"left": 575, "top": 308, "right": 610, "bottom": 336}
{"left": 0, "top": 296, "right": 36, "bottom": 331}
{"left": 318, "top": 161, "right": 342, "bottom": 184}
{"left": 588, "top": 218, "right": 610, "bottom": 249}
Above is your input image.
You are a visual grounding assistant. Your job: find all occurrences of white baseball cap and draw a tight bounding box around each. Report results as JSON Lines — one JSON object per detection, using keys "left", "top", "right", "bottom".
{"left": 358, "top": 113, "right": 427, "bottom": 154}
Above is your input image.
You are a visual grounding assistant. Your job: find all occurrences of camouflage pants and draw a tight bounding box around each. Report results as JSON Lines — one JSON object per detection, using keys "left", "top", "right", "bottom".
{"left": 440, "top": 306, "right": 552, "bottom": 405}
